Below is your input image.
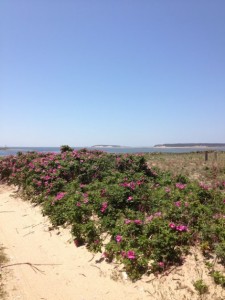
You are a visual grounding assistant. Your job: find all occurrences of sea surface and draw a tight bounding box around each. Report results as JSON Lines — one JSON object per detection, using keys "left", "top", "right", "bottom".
{"left": 1, "top": 146, "right": 225, "bottom": 157}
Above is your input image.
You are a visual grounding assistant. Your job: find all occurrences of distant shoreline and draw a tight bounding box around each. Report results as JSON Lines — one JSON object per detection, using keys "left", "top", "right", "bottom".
{"left": 154, "top": 143, "right": 225, "bottom": 148}
{"left": 154, "top": 146, "right": 209, "bottom": 149}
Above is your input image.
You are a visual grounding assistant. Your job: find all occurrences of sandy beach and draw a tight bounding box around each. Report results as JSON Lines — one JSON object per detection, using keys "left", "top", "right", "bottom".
{"left": 0, "top": 184, "right": 224, "bottom": 300}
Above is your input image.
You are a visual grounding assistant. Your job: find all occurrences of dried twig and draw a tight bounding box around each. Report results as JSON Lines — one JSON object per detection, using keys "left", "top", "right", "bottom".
{"left": 88, "top": 254, "right": 95, "bottom": 262}
{"left": 160, "top": 266, "right": 177, "bottom": 278}
{"left": 90, "top": 264, "right": 101, "bottom": 270}
{"left": 23, "top": 222, "right": 42, "bottom": 229}
{"left": 1, "top": 262, "right": 61, "bottom": 274}
{"left": 0, "top": 211, "right": 15, "bottom": 213}
{"left": 23, "top": 231, "right": 35, "bottom": 237}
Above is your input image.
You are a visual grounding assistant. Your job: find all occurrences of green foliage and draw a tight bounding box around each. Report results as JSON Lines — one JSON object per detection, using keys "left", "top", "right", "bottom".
{"left": 60, "top": 145, "right": 73, "bottom": 153}
{"left": 193, "top": 279, "right": 209, "bottom": 295}
{"left": 211, "top": 271, "right": 225, "bottom": 287}
{"left": 215, "top": 241, "right": 225, "bottom": 264}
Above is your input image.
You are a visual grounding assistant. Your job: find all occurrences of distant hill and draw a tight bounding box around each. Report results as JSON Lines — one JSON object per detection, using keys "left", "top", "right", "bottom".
{"left": 154, "top": 143, "right": 225, "bottom": 148}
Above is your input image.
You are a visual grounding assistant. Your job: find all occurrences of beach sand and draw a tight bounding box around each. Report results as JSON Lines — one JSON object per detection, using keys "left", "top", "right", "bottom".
{"left": 0, "top": 184, "right": 224, "bottom": 300}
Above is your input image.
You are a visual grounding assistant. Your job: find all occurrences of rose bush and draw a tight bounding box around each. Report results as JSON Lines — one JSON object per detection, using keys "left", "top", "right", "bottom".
{"left": 0, "top": 148, "right": 225, "bottom": 280}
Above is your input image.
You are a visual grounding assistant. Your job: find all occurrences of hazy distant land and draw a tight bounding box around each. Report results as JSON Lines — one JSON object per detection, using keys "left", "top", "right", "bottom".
{"left": 154, "top": 143, "right": 225, "bottom": 148}
{"left": 0, "top": 147, "right": 9, "bottom": 150}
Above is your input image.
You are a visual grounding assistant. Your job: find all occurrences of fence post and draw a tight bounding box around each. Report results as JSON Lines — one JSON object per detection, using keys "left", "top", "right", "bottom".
{"left": 205, "top": 151, "right": 208, "bottom": 162}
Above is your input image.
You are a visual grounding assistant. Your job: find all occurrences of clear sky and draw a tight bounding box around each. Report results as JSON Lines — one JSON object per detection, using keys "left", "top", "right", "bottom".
{"left": 1, "top": 0, "right": 225, "bottom": 147}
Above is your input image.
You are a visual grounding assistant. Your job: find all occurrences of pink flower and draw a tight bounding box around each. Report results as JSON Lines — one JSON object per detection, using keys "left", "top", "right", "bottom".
{"left": 165, "top": 187, "right": 171, "bottom": 193}
{"left": 121, "top": 251, "right": 127, "bottom": 258}
{"left": 100, "top": 202, "right": 108, "bottom": 213}
{"left": 125, "top": 219, "right": 132, "bottom": 224}
{"left": 146, "top": 215, "right": 153, "bottom": 222}
{"left": 129, "top": 182, "right": 136, "bottom": 190}
{"left": 175, "top": 183, "right": 186, "bottom": 190}
{"left": 127, "top": 250, "right": 136, "bottom": 260}
{"left": 29, "top": 162, "right": 35, "bottom": 169}
{"left": 55, "top": 192, "right": 66, "bottom": 201}
{"left": 103, "top": 252, "right": 109, "bottom": 258}
{"left": 169, "top": 222, "right": 176, "bottom": 229}
{"left": 134, "top": 219, "right": 142, "bottom": 225}
{"left": 174, "top": 201, "right": 181, "bottom": 207}
{"left": 199, "top": 182, "right": 210, "bottom": 190}
{"left": 154, "top": 211, "right": 162, "bottom": 217}
{"left": 115, "top": 235, "right": 122, "bottom": 243}
{"left": 176, "top": 225, "right": 188, "bottom": 232}
{"left": 213, "top": 213, "right": 225, "bottom": 219}
{"left": 83, "top": 198, "right": 89, "bottom": 204}
{"left": 158, "top": 262, "right": 164, "bottom": 268}
{"left": 127, "top": 196, "right": 133, "bottom": 201}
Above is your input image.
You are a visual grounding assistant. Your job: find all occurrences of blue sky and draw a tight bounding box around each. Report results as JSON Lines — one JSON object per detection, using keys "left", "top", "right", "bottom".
{"left": 1, "top": 0, "right": 225, "bottom": 147}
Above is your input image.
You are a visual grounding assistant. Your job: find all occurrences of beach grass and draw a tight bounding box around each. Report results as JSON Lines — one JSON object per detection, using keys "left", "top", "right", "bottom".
{"left": 145, "top": 151, "right": 225, "bottom": 185}
{"left": 0, "top": 246, "right": 8, "bottom": 299}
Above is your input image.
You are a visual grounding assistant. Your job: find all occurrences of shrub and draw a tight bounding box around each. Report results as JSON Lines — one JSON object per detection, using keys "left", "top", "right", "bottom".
{"left": 0, "top": 147, "right": 225, "bottom": 280}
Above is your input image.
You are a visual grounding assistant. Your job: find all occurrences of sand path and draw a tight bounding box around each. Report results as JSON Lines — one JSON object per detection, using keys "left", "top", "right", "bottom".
{"left": 1, "top": 184, "right": 225, "bottom": 300}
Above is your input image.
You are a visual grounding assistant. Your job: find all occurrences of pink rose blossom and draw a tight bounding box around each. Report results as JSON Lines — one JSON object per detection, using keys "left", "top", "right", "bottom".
{"left": 83, "top": 198, "right": 89, "bottom": 204}
{"left": 115, "top": 235, "right": 122, "bottom": 243}
{"left": 175, "top": 183, "right": 186, "bottom": 190}
{"left": 175, "top": 201, "right": 181, "bottom": 207}
{"left": 125, "top": 219, "right": 132, "bottom": 224}
{"left": 146, "top": 215, "right": 153, "bottom": 222}
{"left": 121, "top": 251, "right": 127, "bottom": 258}
{"left": 100, "top": 202, "right": 108, "bottom": 213}
{"left": 169, "top": 222, "right": 176, "bottom": 229}
{"left": 176, "top": 225, "right": 188, "bottom": 232}
{"left": 165, "top": 187, "right": 171, "bottom": 193}
{"left": 127, "top": 250, "right": 136, "bottom": 260}
{"left": 55, "top": 192, "right": 66, "bottom": 201}
{"left": 134, "top": 219, "right": 142, "bottom": 225}
{"left": 158, "top": 262, "right": 164, "bottom": 268}
{"left": 154, "top": 212, "right": 162, "bottom": 217}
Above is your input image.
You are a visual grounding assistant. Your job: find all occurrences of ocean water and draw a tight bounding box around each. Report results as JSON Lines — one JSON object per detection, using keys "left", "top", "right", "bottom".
{"left": 1, "top": 146, "right": 225, "bottom": 157}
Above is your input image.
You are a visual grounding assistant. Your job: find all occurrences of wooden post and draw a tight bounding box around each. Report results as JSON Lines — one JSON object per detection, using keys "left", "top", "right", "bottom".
{"left": 214, "top": 151, "right": 217, "bottom": 161}
{"left": 205, "top": 151, "right": 208, "bottom": 162}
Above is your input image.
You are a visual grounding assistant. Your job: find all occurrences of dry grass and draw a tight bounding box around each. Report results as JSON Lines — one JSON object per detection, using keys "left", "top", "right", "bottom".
{"left": 146, "top": 151, "right": 225, "bottom": 186}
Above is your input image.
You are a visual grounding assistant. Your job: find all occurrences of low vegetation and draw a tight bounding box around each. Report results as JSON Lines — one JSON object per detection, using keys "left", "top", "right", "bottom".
{"left": 0, "top": 246, "right": 8, "bottom": 299}
{"left": 0, "top": 148, "right": 225, "bottom": 281}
